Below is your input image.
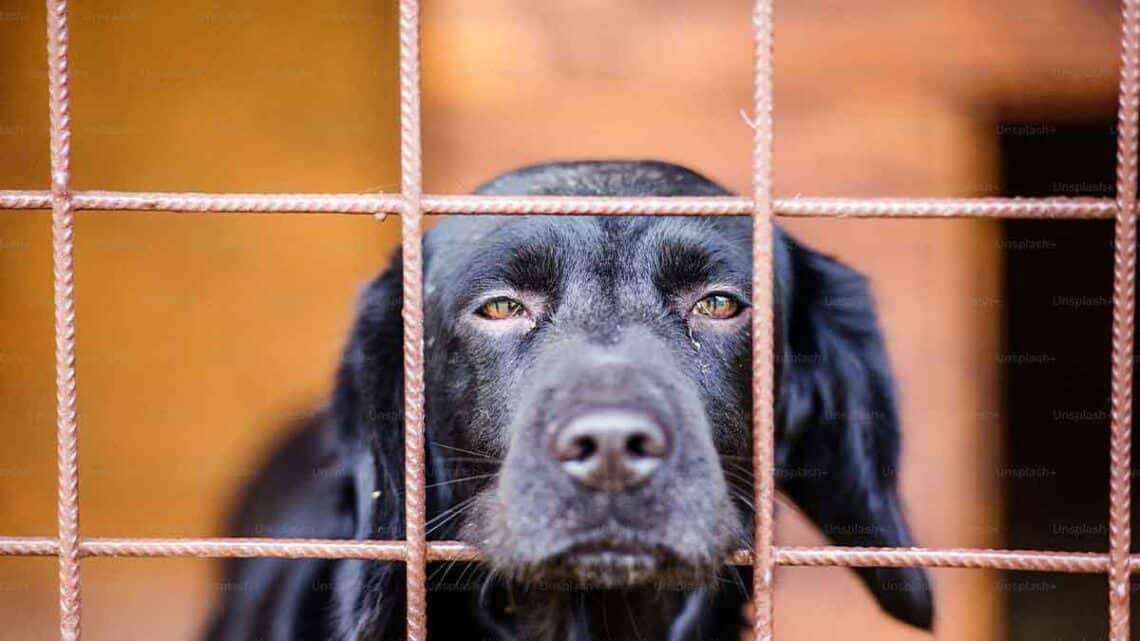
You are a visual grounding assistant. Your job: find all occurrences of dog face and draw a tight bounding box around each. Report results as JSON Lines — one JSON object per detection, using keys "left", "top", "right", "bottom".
{"left": 425, "top": 214, "right": 752, "bottom": 585}
{"left": 333, "top": 162, "right": 933, "bottom": 634}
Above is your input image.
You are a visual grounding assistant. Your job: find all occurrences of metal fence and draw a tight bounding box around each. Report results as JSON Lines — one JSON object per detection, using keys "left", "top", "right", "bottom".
{"left": 0, "top": 1, "right": 1137, "bottom": 640}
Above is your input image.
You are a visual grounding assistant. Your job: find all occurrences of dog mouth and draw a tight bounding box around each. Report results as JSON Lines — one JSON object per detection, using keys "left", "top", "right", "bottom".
{"left": 551, "top": 542, "right": 663, "bottom": 586}
{"left": 525, "top": 538, "right": 712, "bottom": 589}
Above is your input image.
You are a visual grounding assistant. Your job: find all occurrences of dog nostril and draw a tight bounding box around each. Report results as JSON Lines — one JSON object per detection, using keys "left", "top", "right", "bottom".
{"left": 551, "top": 410, "right": 671, "bottom": 492}
{"left": 626, "top": 434, "right": 649, "bottom": 457}
{"left": 627, "top": 427, "right": 669, "bottom": 457}
{"left": 571, "top": 436, "right": 597, "bottom": 462}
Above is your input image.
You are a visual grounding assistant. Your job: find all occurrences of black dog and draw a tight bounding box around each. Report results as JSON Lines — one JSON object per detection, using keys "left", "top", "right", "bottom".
{"left": 206, "top": 161, "right": 932, "bottom": 641}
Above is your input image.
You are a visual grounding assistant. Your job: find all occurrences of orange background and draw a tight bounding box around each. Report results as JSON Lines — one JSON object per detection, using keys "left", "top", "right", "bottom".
{"left": 0, "top": 0, "right": 1125, "bottom": 639}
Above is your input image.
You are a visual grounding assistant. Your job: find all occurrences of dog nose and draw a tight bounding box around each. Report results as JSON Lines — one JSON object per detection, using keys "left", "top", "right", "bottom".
{"left": 550, "top": 410, "right": 670, "bottom": 491}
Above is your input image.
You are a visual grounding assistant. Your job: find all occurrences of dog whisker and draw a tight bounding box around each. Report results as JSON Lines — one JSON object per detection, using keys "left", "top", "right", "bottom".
{"left": 723, "top": 467, "right": 754, "bottom": 484}
{"left": 723, "top": 460, "right": 755, "bottom": 475}
{"left": 723, "top": 471, "right": 755, "bottom": 487}
{"left": 425, "top": 495, "right": 479, "bottom": 528}
{"left": 453, "top": 560, "right": 486, "bottom": 591}
{"left": 431, "top": 441, "right": 500, "bottom": 461}
{"left": 428, "top": 560, "right": 460, "bottom": 587}
{"left": 729, "top": 489, "right": 755, "bottom": 511}
{"left": 438, "top": 456, "right": 503, "bottom": 466}
{"left": 723, "top": 566, "right": 749, "bottom": 595}
{"left": 622, "top": 592, "right": 644, "bottom": 641}
{"left": 425, "top": 496, "right": 481, "bottom": 537}
{"left": 426, "top": 472, "right": 499, "bottom": 489}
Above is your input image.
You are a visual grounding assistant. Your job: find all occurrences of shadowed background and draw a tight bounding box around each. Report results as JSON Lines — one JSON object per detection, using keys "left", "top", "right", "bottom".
{"left": 0, "top": 0, "right": 1128, "bottom": 639}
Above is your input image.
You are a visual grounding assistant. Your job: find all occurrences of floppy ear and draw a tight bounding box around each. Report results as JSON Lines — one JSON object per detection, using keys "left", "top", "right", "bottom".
{"left": 326, "top": 255, "right": 410, "bottom": 641}
{"left": 332, "top": 255, "right": 408, "bottom": 536}
{"left": 205, "top": 260, "right": 414, "bottom": 641}
{"left": 775, "top": 234, "right": 934, "bottom": 630}
{"left": 327, "top": 246, "right": 452, "bottom": 640}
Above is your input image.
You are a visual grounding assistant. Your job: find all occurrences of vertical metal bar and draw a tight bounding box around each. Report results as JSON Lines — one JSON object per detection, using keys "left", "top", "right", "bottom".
{"left": 45, "top": 0, "right": 81, "bottom": 639}
{"left": 1110, "top": 2, "right": 1140, "bottom": 639}
{"left": 398, "top": 1, "right": 428, "bottom": 640}
{"left": 751, "top": 1, "right": 776, "bottom": 640}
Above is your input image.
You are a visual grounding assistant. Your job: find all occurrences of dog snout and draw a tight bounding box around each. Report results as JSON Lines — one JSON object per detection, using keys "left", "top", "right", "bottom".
{"left": 550, "top": 409, "right": 670, "bottom": 492}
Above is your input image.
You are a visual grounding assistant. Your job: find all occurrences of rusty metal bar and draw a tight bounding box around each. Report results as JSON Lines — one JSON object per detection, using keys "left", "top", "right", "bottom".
{"left": 3, "top": 537, "right": 1126, "bottom": 574}
{"left": 771, "top": 547, "right": 1112, "bottom": 574}
{"left": 0, "top": 190, "right": 1122, "bottom": 218}
{"left": 1110, "top": 2, "right": 1140, "bottom": 639}
{"left": 76, "top": 191, "right": 401, "bottom": 215}
{"left": 44, "top": 0, "right": 81, "bottom": 639}
{"left": 85, "top": 539, "right": 408, "bottom": 560}
{"left": 751, "top": 0, "right": 777, "bottom": 640}
{"left": 398, "top": 1, "right": 428, "bottom": 640}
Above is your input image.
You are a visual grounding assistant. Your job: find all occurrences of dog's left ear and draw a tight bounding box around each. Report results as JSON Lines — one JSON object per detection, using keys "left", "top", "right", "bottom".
{"left": 774, "top": 233, "right": 934, "bottom": 630}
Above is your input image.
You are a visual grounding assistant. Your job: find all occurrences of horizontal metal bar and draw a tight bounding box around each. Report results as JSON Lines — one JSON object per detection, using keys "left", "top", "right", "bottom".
{"left": 0, "top": 190, "right": 1121, "bottom": 219}
{"left": 425, "top": 195, "right": 753, "bottom": 215}
{"left": 0, "top": 537, "right": 58, "bottom": 556}
{"left": 85, "top": 538, "right": 408, "bottom": 560}
{"left": 77, "top": 191, "right": 401, "bottom": 215}
{"left": 776, "top": 197, "right": 1116, "bottom": 219}
{"left": 0, "top": 537, "right": 470, "bottom": 561}
{"left": 0, "top": 191, "right": 52, "bottom": 209}
{"left": 0, "top": 537, "right": 1118, "bottom": 572}
{"left": 773, "top": 546, "right": 1110, "bottom": 573}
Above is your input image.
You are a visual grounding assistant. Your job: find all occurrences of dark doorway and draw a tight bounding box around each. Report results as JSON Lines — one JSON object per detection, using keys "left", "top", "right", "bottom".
{"left": 998, "top": 118, "right": 1132, "bottom": 640}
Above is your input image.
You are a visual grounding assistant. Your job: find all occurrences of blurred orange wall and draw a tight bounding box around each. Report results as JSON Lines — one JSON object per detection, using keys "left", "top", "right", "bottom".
{"left": 1, "top": 1, "right": 400, "bottom": 639}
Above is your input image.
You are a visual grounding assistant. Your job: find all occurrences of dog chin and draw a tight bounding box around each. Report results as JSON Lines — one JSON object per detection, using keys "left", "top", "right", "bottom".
{"left": 523, "top": 542, "right": 717, "bottom": 589}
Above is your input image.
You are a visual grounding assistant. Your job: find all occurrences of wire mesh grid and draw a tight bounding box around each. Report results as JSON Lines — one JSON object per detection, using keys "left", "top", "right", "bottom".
{"left": 0, "top": 0, "right": 1137, "bottom": 639}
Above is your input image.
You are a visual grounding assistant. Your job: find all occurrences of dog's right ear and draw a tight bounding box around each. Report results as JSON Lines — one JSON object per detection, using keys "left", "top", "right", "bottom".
{"left": 332, "top": 255, "right": 407, "bottom": 534}
{"left": 327, "top": 254, "right": 409, "bottom": 641}
{"left": 207, "top": 255, "right": 413, "bottom": 641}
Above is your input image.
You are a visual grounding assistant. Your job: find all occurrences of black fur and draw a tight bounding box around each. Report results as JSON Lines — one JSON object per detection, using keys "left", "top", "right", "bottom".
{"left": 206, "top": 161, "right": 933, "bottom": 641}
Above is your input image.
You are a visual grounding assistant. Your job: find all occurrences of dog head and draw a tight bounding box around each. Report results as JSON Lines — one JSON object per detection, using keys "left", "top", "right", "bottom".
{"left": 334, "top": 161, "right": 933, "bottom": 632}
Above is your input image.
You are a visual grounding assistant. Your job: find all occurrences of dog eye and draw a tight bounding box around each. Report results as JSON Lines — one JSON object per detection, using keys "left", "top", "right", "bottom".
{"left": 691, "top": 293, "right": 742, "bottom": 319}
{"left": 476, "top": 297, "right": 526, "bottom": 320}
